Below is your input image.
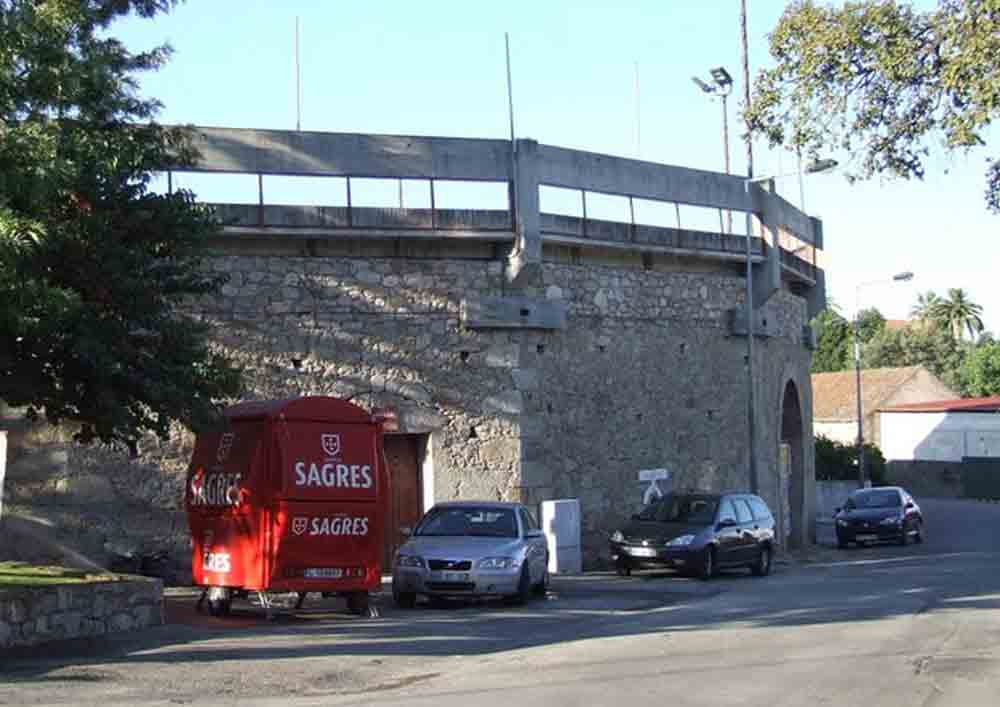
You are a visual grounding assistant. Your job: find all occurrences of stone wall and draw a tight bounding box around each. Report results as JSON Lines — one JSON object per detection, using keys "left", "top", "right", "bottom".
{"left": 4, "top": 240, "right": 815, "bottom": 569}
{"left": 0, "top": 577, "right": 162, "bottom": 651}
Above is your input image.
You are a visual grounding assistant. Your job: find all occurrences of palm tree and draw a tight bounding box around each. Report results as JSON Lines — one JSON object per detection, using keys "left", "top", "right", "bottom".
{"left": 910, "top": 290, "right": 943, "bottom": 326}
{"left": 936, "top": 288, "right": 984, "bottom": 341}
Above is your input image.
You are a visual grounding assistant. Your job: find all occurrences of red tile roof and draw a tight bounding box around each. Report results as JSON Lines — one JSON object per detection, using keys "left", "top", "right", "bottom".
{"left": 879, "top": 396, "right": 1000, "bottom": 413}
{"left": 811, "top": 366, "right": 925, "bottom": 420}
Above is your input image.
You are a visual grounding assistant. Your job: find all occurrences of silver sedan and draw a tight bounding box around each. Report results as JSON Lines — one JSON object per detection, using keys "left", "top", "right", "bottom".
{"left": 391, "top": 501, "right": 549, "bottom": 607}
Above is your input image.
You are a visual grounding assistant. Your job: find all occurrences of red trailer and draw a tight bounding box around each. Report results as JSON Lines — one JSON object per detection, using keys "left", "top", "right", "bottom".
{"left": 185, "top": 396, "right": 390, "bottom": 617}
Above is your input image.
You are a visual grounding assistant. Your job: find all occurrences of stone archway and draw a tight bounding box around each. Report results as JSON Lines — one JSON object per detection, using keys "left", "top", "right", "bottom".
{"left": 780, "top": 380, "right": 805, "bottom": 549}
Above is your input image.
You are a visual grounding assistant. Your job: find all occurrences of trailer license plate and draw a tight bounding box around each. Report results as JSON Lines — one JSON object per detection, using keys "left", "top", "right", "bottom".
{"left": 304, "top": 567, "right": 344, "bottom": 579}
{"left": 627, "top": 547, "right": 656, "bottom": 558}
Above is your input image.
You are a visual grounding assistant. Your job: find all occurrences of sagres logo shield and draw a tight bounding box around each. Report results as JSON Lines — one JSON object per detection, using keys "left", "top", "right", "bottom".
{"left": 292, "top": 517, "right": 308, "bottom": 536}
{"left": 216, "top": 433, "right": 235, "bottom": 463}
{"left": 321, "top": 433, "right": 341, "bottom": 458}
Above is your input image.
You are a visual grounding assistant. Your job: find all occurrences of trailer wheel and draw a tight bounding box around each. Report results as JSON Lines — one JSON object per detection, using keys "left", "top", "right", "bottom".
{"left": 294, "top": 592, "right": 308, "bottom": 610}
{"left": 207, "top": 597, "right": 231, "bottom": 617}
{"left": 206, "top": 587, "right": 232, "bottom": 617}
{"left": 346, "top": 592, "right": 370, "bottom": 616}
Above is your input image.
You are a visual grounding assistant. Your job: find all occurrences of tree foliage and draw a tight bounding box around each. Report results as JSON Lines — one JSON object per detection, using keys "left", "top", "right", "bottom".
{"left": 961, "top": 338, "right": 1000, "bottom": 396}
{"left": 863, "top": 322, "right": 966, "bottom": 389}
{"left": 815, "top": 434, "right": 886, "bottom": 485}
{"left": 749, "top": 0, "right": 1000, "bottom": 212}
{"left": 0, "top": 0, "right": 243, "bottom": 448}
{"left": 810, "top": 305, "right": 885, "bottom": 373}
{"left": 935, "top": 287, "right": 985, "bottom": 340}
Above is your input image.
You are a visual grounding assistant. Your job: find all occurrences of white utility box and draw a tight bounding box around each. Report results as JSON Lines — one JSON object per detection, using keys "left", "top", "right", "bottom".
{"left": 541, "top": 498, "right": 582, "bottom": 574}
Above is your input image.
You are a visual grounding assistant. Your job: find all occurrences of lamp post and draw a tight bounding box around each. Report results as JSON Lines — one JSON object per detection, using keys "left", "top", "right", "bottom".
{"left": 744, "top": 158, "right": 837, "bottom": 494}
{"left": 854, "top": 271, "right": 915, "bottom": 488}
{"left": 693, "top": 67, "right": 734, "bottom": 233}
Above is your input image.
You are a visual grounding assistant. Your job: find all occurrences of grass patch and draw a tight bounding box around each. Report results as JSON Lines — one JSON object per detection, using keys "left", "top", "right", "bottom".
{"left": 0, "top": 562, "right": 115, "bottom": 587}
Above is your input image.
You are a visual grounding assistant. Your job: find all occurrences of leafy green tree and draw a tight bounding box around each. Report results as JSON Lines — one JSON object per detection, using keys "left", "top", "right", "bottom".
{"left": 936, "top": 287, "right": 985, "bottom": 341}
{"left": 814, "top": 434, "right": 886, "bottom": 485}
{"left": 749, "top": 0, "right": 1000, "bottom": 212}
{"left": 0, "top": 0, "right": 242, "bottom": 449}
{"left": 910, "top": 290, "right": 944, "bottom": 327}
{"left": 811, "top": 307, "right": 851, "bottom": 372}
{"left": 811, "top": 306, "right": 886, "bottom": 373}
{"left": 863, "top": 324, "right": 965, "bottom": 391}
{"left": 961, "top": 339, "right": 1000, "bottom": 396}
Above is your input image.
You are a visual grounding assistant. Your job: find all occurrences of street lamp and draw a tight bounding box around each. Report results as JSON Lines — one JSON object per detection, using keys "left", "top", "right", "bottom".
{"left": 693, "top": 66, "right": 734, "bottom": 233}
{"left": 743, "top": 157, "right": 837, "bottom": 494}
{"left": 854, "top": 271, "right": 915, "bottom": 488}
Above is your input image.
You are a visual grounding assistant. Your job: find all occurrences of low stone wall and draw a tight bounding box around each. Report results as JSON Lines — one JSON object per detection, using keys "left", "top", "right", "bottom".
{"left": 886, "top": 461, "right": 966, "bottom": 500}
{"left": 0, "top": 577, "right": 162, "bottom": 651}
{"left": 815, "top": 481, "right": 857, "bottom": 520}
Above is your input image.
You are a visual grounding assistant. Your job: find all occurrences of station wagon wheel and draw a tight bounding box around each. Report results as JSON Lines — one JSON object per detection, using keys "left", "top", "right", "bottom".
{"left": 509, "top": 564, "right": 532, "bottom": 605}
{"left": 532, "top": 565, "right": 549, "bottom": 596}
{"left": 751, "top": 544, "right": 772, "bottom": 577}
{"left": 698, "top": 547, "right": 716, "bottom": 581}
{"left": 393, "top": 588, "right": 417, "bottom": 609}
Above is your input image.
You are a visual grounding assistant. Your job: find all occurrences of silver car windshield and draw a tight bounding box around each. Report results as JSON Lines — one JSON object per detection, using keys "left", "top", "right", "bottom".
{"left": 415, "top": 507, "right": 518, "bottom": 538}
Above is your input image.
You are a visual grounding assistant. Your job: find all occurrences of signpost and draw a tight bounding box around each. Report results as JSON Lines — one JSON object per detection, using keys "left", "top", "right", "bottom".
{"left": 637, "top": 467, "right": 673, "bottom": 506}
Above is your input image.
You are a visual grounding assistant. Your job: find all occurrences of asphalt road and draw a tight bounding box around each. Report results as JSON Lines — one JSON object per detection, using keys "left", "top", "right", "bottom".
{"left": 2, "top": 498, "right": 998, "bottom": 706}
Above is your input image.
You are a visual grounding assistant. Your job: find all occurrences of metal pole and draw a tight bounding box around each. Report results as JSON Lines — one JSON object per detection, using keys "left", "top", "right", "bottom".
{"left": 295, "top": 17, "right": 301, "bottom": 131}
{"left": 745, "top": 181, "right": 758, "bottom": 495}
{"left": 854, "top": 316, "right": 867, "bottom": 487}
{"left": 505, "top": 33, "right": 516, "bottom": 144}
{"left": 741, "top": 0, "right": 758, "bottom": 495}
{"left": 722, "top": 92, "right": 732, "bottom": 233}
{"left": 797, "top": 149, "right": 806, "bottom": 212}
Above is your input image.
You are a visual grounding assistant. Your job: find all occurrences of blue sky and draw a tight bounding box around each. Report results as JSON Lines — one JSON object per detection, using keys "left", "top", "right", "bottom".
{"left": 114, "top": 0, "right": 998, "bottom": 333}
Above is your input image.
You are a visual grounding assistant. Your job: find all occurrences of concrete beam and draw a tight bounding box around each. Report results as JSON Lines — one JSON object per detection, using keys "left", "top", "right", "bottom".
{"left": 185, "top": 127, "right": 513, "bottom": 181}
{"left": 461, "top": 295, "right": 567, "bottom": 330}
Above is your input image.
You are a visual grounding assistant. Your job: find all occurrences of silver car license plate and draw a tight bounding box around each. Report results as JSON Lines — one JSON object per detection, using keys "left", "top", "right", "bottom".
{"left": 627, "top": 547, "right": 656, "bottom": 558}
{"left": 440, "top": 571, "right": 469, "bottom": 582}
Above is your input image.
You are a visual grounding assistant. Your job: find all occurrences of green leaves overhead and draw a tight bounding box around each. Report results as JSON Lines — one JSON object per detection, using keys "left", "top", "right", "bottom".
{"left": 749, "top": 0, "right": 1000, "bottom": 211}
{"left": 0, "top": 0, "right": 242, "bottom": 449}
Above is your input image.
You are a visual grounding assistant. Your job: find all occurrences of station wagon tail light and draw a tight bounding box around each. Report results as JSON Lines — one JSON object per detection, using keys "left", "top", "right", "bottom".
{"left": 666, "top": 534, "right": 695, "bottom": 546}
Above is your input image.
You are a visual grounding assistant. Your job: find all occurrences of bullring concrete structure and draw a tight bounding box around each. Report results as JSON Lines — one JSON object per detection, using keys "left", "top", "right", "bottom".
{"left": 162, "top": 126, "right": 825, "bottom": 566}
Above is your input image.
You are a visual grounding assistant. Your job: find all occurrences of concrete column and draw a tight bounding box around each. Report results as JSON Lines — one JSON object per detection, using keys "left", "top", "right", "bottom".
{"left": 506, "top": 138, "right": 542, "bottom": 287}
{"left": 754, "top": 180, "right": 782, "bottom": 306}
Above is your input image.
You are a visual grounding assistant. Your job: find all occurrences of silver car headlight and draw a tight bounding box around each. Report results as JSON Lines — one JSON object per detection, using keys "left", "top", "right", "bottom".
{"left": 666, "top": 534, "right": 695, "bottom": 547}
{"left": 397, "top": 554, "right": 425, "bottom": 568}
{"left": 610, "top": 530, "right": 624, "bottom": 543}
{"left": 477, "top": 557, "right": 517, "bottom": 570}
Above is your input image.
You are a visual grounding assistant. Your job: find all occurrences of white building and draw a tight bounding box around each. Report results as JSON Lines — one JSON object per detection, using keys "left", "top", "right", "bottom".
{"left": 878, "top": 397, "right": 1000, "bottom": 462}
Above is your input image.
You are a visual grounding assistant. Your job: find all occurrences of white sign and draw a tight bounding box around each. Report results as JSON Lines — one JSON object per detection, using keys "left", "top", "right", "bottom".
{"left": 638, "top": 468, "right": 671, "bottom": 482}
{"left": 638, "top": 468, "right": 673, "bottom": 506}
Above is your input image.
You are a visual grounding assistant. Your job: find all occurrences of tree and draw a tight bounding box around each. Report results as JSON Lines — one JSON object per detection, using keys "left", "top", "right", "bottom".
{"left": 814, "top": 434, "right": 886, "bottom": 485}
{"left": 961, "top": 338, "right": 1000, "bottom": 396}
{"left": 0, "top": 0, "right": 243, "bottom": 449}
{"left": 749, "top": 1, "right": 1000, "bottom": 212}
{"left": 863, "top": 324, "right": 965, "bottom": 390}
{"left": 936, "top": 287, "right": 985, "bottom": 341}
{"left": 811, "top": 306, "right": 851, "bottom": 372}
{"left": 811, "top": 305, "right": 886, "bottom": 373}
{"left": 910, "top": 290, "right": 943, "bottom": 327}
